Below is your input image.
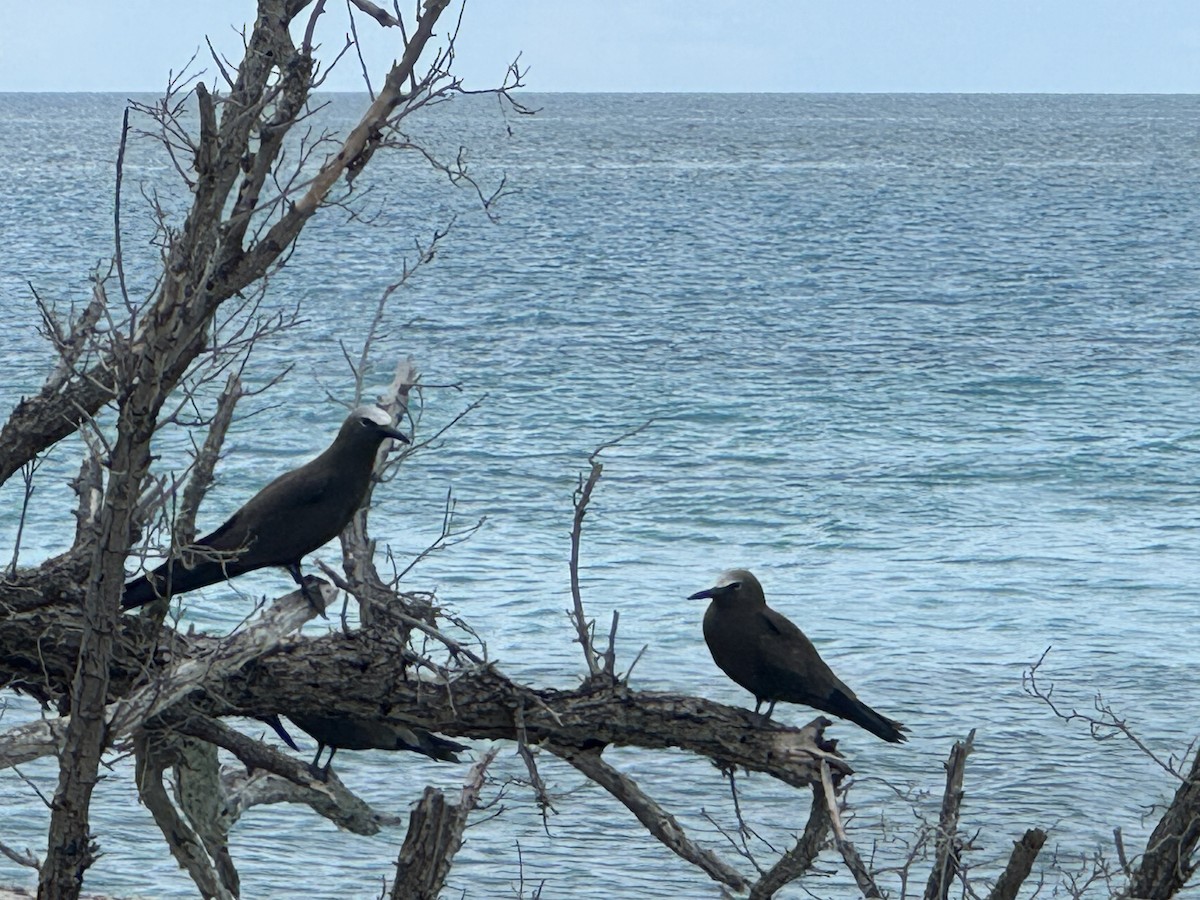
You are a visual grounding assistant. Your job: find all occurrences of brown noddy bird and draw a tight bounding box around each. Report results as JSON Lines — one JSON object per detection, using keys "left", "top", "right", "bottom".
{"left": 122, "top": 405, "right": 409, "bottom": 610}
{"left": 689, "top": 568, "right": 908, "bottom": 743}
{"left": 287, "top": 712, "right": 467, "bottom": 775}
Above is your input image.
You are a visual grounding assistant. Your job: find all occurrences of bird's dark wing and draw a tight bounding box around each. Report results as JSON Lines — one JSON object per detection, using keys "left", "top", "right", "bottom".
{"left": 198, "top": 466, "right": 335, "bottom": 552}
{"left": 756, "top": 608, "right": 908, "bottom": 743}
{"left": 753, "top": 608, "right": 840, "bottom": 701}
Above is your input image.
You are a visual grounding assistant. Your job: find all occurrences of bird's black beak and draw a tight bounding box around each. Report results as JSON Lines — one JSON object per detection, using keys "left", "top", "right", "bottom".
{"left": 381, "top": 425, "right": 410, "bottom": 444}
{"left": 688, "top": 587, "right": 716, "bottom": 600}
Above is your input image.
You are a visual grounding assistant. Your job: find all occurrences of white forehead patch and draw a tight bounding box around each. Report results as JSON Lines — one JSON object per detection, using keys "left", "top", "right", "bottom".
{"left": 352, "top": 405, "right": 393, "bottom": 427}
{"left": 715, "top": 569, "right": 744, "bottom": 588}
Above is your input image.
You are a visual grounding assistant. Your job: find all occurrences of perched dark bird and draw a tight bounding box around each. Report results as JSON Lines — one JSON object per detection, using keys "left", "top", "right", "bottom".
{"left": 287, "top": 712, "right": 468, "bottom": 775}
{"left": 122, "top": 406, "right": 409, "bottom": 610}
{"left": 688, "top": 568, "right": 908, "bottom": 743}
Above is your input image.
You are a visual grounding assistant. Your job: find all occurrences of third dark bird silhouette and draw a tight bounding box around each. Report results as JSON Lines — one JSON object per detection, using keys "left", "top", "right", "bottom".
{"left": 689, "top": 568, "right": 908, "bottom": 743}
{"left": 122, "top": 405, "right": 409, "bottom": 609}
{"left": 288, "top": 712, "right": 467, "bottom": 776}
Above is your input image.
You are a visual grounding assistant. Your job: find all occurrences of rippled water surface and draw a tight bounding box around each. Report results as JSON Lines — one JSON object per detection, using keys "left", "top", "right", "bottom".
{"left": 2, "top": 92, "right": 1200, "bottom": 898}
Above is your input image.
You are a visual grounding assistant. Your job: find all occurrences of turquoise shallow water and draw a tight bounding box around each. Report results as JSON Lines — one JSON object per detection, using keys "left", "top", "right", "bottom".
{"left": 2, "top": 92, "right": 1200, "bottom": 897}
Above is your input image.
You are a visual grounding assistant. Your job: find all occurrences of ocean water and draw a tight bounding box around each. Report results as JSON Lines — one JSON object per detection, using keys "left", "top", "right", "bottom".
{"left": 2, "top": 92, "right": 1200, "bottom": 898}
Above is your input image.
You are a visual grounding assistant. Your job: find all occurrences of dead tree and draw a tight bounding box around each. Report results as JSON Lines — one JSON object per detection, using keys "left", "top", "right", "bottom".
{"left": 0, "top": 3, "right": 841, "bottom": 898}
{"left": 1, "top": 3, "right": 1197, "bottom": 899}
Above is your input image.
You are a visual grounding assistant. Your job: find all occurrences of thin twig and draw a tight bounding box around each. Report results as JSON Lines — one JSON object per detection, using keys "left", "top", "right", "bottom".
{"left": 514, "top": 701, "right": 555, "bottom": 823}
{"left": 567, "top": 420, "right": 658, "bottom": 680}
{"left": 1024, "top": 647, "right": 1184, "bottom": 780}
{"left": 346, "top": 0, "right": 376, "bottom": 99}
{"left": 114, "top": 106, "right": 131, "bottom": 307}
{"left": 6, "top": 457, "right": 41, "bottom": 577}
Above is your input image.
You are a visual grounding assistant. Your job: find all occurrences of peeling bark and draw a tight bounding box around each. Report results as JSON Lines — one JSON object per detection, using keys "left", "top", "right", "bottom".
{"left": 390, "top": 748, "right": 497, "bottom": 900}
{"left": 924, "top": 730, "right": 974, "bottom": 900}
{"left": 1122, "top": 750, "right": 1200, "bottom": 899}
{"left": 987, "top": 828, "right": 1047, "bottom": 900}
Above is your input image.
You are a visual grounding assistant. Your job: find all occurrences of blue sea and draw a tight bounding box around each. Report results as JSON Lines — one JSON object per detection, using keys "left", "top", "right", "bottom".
{"left": 2, "top": 92, "right": 1200, "bottom": 898}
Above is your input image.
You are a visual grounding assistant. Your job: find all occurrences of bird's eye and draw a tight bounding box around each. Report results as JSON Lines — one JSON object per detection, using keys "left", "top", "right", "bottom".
{"left": 728, "top": 582, "right": 742, "bottom": 590}
{"left": 359, "top": 417, "right": 372, "bottom": 427}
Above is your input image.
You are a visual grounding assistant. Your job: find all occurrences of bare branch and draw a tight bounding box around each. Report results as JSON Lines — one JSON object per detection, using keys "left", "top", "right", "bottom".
{"left": 346, "top": 0, "right": 377, "bottom": 99}
{"left": 175, "top": 372, "right": 244, "bottom": 544}
{"left": 390, "top": 747, "right": 499, "bottom": 899}
{"left": 0, "top": 839, "right": 41, "bottom": 873}
{"left": 749, "top": 782, "right": 832, "bottom": 900}
{"left": 821, "top": 761, "right": 884, "bottom": 899}
{"left": 0, "top": 582, "right": 335, "bottom": 771}
{"left": 6, "top": 456, "right": 42, "bottom": 577}
{"left": 172, "top": 716, "right": 405, "bottom": 835}
{"left": 987, "top": 828, "right": 1048, "bottom": 900}
{"left": 114, "top": 106, "right": 131, "bottom": 307}
{"left": 1122, "top": 746, "right": 1200, "bottom": 898}
{"left": 568, "top": 421, "right": 657, "bottom": 682}
{"left": 349, "top": 0, "right": 401, "bottom": 28}
{"left": 134, "top": 731, "right": 237, "bottom": 900}
{"left": 555, "top": 745, "right": 749, "bottom": 892}
{"left": 569, "top": 456, "right": 604, "bottom": 679}
{"left": 515, "top": 701, "right": 555, "bottom": 819}
{"left": 1025, "top": 647, "right": 1186, "bottom": 780}
{"left": 924, "top": 730, "right": 974, "bottom": 900}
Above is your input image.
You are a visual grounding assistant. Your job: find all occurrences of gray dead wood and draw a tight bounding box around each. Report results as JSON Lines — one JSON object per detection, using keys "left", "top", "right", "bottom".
{"left": 0, "top": 600, "right": 848, "bottom": 794}
{"left": 553, "top": 744, "right": 750, "bottom": 892}
{"left": 390, "top": 748, "right": 497, "bottom": 900}
{"left": 924, "top": 730, "right": 974, "bottom": 900}
{"left": 749, "top": 781, "right": 833, "bottom": 899}
{"left": 1121, "top": 748, "right": 1200, "bottom": 899}
{"left": 986, "top": 828, "right": 1047, "bottom": 900}
{"left": 0, "top": 583, "right": 331, "bottom": 770}
{"left": 134, "top": 730, "right": 237, "bottom": 900}
{"left": 820, "top": 760, "right": 883, "bottom": 899}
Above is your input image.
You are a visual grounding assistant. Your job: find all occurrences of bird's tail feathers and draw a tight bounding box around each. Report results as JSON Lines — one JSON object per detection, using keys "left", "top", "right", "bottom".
{"left": 829, "top": 689, "right": 909, "bottom": 744}
{"left": 397, "top": 727, "right": 469, "bottom": 762}
{"left": 259, "top": 714, "right": 301, "bottom": 751}
{"left": 122, "top": 558, "right": 242, "bottom": 610}
{"left": 121, "top": 575, "right": 157, "bottom": 610}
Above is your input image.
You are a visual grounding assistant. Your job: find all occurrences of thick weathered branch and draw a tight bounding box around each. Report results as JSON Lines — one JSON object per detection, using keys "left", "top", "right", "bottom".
{"left": 1122, "top": 748, "right": 1200, "bottom": 898}
{"left": 0, "top": 583, "right": 333, "bottom": 769}
{"left": 924, "top": 730, "right": 974, "bottom": 900}
{"left": 553, "top": 744, "right": 749, "bottom": 892}
{"left": 42, "top": 337, "right": 170, "bottom": 893}
{"left": 168, "top": 734, "right": 241, "bottom": 895}
{"left": 749, "top": 782, "right": 832, "bottom": 899}
{"left": 0, "top": 604, "right": 849, "bottom": 794}
{"left": 187, "top": 712, "right": 405, "bottom": 837}
{"left": 987, "top": 828, "right": 1047, "bottom": 900}
{"left": 134, "top": 730, "right": 237, "bottom": 900}
{"left": 390, "top": 747, "right": 497, "bottom": 900}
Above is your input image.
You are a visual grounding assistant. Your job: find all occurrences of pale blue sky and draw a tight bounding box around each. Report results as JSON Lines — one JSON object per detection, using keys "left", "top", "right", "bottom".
{"left": 2, "top": 1, "right": 1199, "bottom": 93}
